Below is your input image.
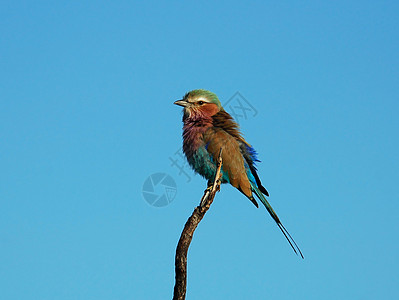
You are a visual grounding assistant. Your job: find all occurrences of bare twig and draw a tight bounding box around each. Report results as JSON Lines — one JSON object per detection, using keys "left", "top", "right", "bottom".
{"left": 173, "top": 148, "right": 223, "bottom": 300}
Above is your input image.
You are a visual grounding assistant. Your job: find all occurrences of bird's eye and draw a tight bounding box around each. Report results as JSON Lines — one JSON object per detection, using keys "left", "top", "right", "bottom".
{"left": 198, "top": 101, "right": 204, "bottom": 105}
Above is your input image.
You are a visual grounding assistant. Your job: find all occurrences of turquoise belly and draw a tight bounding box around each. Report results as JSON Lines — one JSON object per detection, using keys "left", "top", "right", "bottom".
{"left": 187, "top": 146, "right": 229, "bottom": 183}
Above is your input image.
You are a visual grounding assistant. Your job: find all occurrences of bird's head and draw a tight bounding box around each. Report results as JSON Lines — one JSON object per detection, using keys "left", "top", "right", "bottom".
{"left": 174, "top": 89, "right": 222, "bottom": 119}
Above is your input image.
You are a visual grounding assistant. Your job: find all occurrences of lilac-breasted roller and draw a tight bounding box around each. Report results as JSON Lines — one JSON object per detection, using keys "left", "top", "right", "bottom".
{"left": 174, "top": 89, "right": 303, "bottom": 258}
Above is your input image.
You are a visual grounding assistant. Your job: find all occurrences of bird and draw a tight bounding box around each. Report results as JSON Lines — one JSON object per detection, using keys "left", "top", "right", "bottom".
{"left": 174, "top": 89, "right": 304, "bottom": 258}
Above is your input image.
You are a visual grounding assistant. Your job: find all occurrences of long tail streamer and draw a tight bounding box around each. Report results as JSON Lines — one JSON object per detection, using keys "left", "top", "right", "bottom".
{"left": 252, "top": 185, "right": 304, "bottom": 259}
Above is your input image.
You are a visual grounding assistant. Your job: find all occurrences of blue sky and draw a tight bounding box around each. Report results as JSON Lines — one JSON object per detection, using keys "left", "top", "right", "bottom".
{"left": 1, "top": 1, "right": 398, "bottom": 299}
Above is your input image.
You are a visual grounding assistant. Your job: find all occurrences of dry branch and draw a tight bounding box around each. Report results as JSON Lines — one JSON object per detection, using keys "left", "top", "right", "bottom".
{"left": 173, "top": 148, "right": 223, "bottom": 300}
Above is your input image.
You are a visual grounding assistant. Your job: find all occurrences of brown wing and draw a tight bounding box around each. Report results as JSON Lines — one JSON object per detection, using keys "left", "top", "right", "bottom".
{"left": 203, "top": 127, "right": 254, "bottom": 201}
{"left": 213, "top": 110, "right": 269, "bottom": 197}
{"left": 211, "top": 110, "right": 250, "bottom": 146}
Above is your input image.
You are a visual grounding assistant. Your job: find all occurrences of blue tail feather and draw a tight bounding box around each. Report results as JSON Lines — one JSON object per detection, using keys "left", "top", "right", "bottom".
{"left": 251, "top": 184, "right": 304, "bottom": 258}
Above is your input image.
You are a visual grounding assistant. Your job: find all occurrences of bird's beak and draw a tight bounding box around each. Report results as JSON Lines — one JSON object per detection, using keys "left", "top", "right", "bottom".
{"left": 174, "top": 99, "right": 188, "bottom": 107}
